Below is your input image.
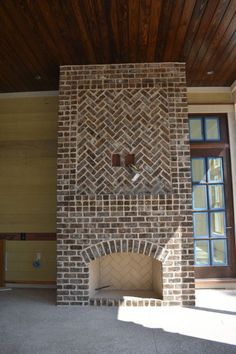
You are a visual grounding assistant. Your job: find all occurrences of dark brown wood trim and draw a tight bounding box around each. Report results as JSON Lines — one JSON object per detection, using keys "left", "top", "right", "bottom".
{"left": 0, "top": 233, "right": 56, "bottom": 240}
{"left": 190, "top": 143, "right": 229, "bottom": 150}
{"left": 27, "top": 233, "right": 56, "bottom": 241}
{"left": 0, "top": 240, "right": 4, "bottom": 287}
{"left": 6, "top": 280, "right": 56, "bottom": 285}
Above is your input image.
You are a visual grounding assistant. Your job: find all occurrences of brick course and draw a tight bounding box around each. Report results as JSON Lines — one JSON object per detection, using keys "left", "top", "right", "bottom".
{"left": 57, "top": 63, "right": 195, "bottom": 306}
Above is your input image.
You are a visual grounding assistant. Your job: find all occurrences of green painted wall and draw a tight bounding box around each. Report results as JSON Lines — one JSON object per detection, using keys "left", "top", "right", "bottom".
{"left": 5, "top": 241, "right": 56, "bottom": 282}
{"left": 0, "top": 96, "right": 57, "bottom": 233}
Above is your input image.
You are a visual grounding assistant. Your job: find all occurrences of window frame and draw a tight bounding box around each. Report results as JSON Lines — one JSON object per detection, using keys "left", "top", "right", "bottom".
{"left": 189, "top": 116, "right": 221, "bottom": 143}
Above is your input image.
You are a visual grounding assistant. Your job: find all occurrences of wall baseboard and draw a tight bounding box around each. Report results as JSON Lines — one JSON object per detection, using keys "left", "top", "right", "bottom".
{"left": 195, "top": 278, "right": 236, "bottom": 289}
{"left": 6, "top": 282, "right": 56, "bottom": 289}
{"left": 0, "top": 233, "right": 56, "bottom": 240}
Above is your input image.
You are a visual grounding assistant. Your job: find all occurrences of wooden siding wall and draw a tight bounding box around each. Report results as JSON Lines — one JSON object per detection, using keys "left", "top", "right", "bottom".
{"left": 187, "top": 90, "right": 233, "bottom": 104}
{"left": 5, "top": 241, "right": 56, "bottom": 282}
{"left": 0, "top": 96, "right": 57, "bottom": 233}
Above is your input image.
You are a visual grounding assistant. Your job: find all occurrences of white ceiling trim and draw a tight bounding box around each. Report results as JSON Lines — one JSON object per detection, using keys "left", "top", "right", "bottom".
{"left": 187, "top": 87, "right": 231, "bottom": 93}
{"left": 231, "top": 80, "right": 236, "bottom": 93}
{"left": 188, "top": 104, "right": 234, "bottom": 113}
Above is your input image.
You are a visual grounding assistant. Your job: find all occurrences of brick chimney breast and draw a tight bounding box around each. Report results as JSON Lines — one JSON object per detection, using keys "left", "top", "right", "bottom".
{"left": 57, "top": 63, "right": 195, "bottom": 306}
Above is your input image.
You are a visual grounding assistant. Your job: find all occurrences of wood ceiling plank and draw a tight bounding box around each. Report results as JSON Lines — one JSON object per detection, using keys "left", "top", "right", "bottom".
{"left": 169, "top": 0, "right": 197, "bottom": 61}
{"left": 107, "top": 0, "right": 121, "bottom": 63}
{"left": 180, "top": 0, "right": 208, "bottom": 62}
{"left": 220, "top": 60, "right": 236, "bottom": 86}
{"left": 0, "top": 62, "right": 24, "bottom": 92}
{"left": 0, "top": 43, "right": 29, "bottom": 91}
{"left": 0, "top": 3, "right": 42, "bottom": 90}
{"left": 17, "top": 1, "right": 61, "bottom": 68}
{"left": 59, "top": 0, "right": 95, "bottom": 64}
{"left": 128, "top": 0, "right": 140, "bottom": 62}
{"left": 69, "top": 0, "right": 97, "bottom": 64}
{"left": 187, "top": 0, "right": 230, "bottom": 76}
{"left": 199, "top": 23, "right": 236, "bottom": 85}
{"left": 35, "top": 0, "right": 74, "bottom": 64}
{"left": 196, "top": 0, "right": 236, "bottom": 79}
{"left": 47, "top": 0, "right": 84, "bottom": 64}
{"left": 186, "top": 0, "right": 220, "bottom": 71}
{"left": 1, "top": 1, "right": 60, "bottom": 91}
{"left": 211, "top": 38, "right": 236, "bottom": 85}
{"left": 77, "top": 0, "right": 105, "bottom": 63}
{"left": 4, "top": 0, "right": 60, "bottom": 83}
{"left": 163, "top": 0, "right": 185, "bottom": 61}
{"left": 137, "top": 0, "right": 152, "bottom": 62}
{"left": 156, "top": 0, "right": 174, "bottom": 61}
{"left": 146, "top": 0, "right": 162, "bottom": 61}
{"left": 1, "top": 1, "right": 47, "bottom": 77}
{"left": 191, "top": 32, "right": 236, "bottom": 86}
{"left": 116, "top": 0, "right": 129, "bottom": 62}
{"left": 93, "top": 0, "right": 112, "bottom": 63}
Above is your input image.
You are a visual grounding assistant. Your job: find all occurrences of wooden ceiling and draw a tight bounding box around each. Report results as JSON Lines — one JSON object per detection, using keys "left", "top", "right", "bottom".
{"left": 0, "top": 0, "right": 236, "bottom": 92}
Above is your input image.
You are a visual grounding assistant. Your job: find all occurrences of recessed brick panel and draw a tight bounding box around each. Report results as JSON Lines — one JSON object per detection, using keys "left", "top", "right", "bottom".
{"left": 75, "top": 88, "right": 171, "bottom": 194}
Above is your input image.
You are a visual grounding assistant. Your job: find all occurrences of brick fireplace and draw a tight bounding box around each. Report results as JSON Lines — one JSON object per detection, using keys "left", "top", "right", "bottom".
{"left": 57, "top": 63, "right": 195, "bottom": 306}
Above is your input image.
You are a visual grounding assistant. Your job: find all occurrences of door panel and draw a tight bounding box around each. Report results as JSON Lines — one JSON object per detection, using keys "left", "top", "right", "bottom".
{"left": 189, "top": 114, "right": 236, "bottom": 278}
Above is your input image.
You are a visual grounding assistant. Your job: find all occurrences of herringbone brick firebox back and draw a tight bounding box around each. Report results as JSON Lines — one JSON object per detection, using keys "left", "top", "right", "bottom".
{"left": 57, "top": 63, "right": 195, "bottom": 306}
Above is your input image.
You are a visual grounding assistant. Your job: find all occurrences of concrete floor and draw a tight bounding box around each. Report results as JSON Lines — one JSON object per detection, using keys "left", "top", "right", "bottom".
{"left": 0, "top": 289, "right": 236, "bottom": 354}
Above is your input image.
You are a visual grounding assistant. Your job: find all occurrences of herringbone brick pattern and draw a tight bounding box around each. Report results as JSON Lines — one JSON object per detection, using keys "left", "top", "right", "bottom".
{"left": 99, "top": 253, "right": 152, "bottom": 289}
{"left": 76, "top": 89, "right": 171, "bottom": 194}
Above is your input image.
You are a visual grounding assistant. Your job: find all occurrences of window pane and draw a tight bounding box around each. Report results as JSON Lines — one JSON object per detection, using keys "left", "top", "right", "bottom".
{"left": 212, "top": 240, "right": 227, "bottom": 265}
{"left": 209, "top": 185, "right": 224, "bottom": 209}
{"left": 205, "top": 118, "right": 220, "bottom": 141}
{"left": 208, "top": 158, "right": 223, "bottom": 182}
{"left": 189, "top": 119, "right": 203, "bottom": 141}
{"left": 211, "top": 212, "right": 225, "bottom": 237}
{"left": 193, "top": 213, "right": 209, "bottom": 237}
{"left": 192, "top": 158, "right": 206, "bottom": 182}
{"left": 193, "top": 185, "right": 207, "bottom": 210}
{"left": 195, "top": 240, "right": 209, "bottom": 265}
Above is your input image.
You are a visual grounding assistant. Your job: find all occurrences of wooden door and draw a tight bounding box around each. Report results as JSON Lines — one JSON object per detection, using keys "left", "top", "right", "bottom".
{"left": 189, "top": 114, "right": 236, "bottom": 278}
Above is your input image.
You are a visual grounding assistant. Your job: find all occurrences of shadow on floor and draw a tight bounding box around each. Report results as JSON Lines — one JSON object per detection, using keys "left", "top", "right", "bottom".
{"left": 0, "top": 289, "right": 235, "bottom": 354}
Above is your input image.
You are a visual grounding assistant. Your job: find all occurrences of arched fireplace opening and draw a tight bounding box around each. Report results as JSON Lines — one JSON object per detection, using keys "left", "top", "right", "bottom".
{"left": 81, "top": 239, "right": 166, "bottom": 305}
{"left": 89, "top": 253, "right": 162, "bottom": 303}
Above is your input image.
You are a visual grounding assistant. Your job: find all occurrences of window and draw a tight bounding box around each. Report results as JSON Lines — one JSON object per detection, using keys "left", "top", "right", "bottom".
{"left": 189, "top": 117, "right": 220, "bottom": 142}
{"left": 192, "top": 157, "right": 227, "bottom": 266}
